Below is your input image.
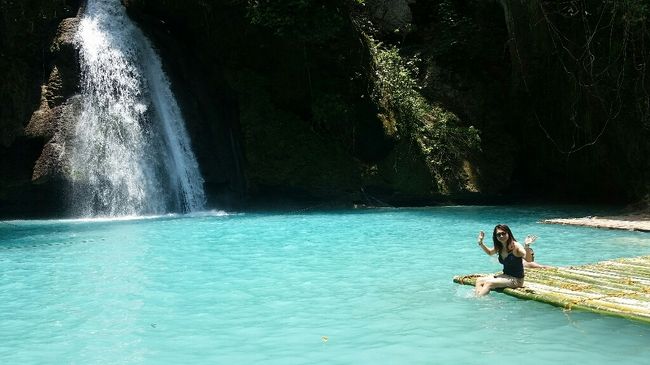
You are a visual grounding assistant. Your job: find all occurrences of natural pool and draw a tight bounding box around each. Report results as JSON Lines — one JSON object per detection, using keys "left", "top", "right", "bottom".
{"left": 1, "top": 206, "right": 649, "bottom": 364}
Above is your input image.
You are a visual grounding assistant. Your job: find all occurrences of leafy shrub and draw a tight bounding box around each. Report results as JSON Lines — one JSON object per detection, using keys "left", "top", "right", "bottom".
{"left": 368, "top": 37, "right": 480, "bottom": 191}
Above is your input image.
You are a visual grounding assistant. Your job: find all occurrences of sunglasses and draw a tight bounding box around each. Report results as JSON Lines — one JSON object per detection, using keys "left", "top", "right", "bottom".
{"left": 496, "top": 232, "right": 508, "bottom": 238}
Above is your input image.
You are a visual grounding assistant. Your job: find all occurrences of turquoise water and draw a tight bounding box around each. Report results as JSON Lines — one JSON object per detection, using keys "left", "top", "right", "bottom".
{"left": 1, "top": 206, "right": 649, "bottom": 364}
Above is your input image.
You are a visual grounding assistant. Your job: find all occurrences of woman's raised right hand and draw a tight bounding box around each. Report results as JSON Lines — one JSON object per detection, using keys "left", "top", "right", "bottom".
{"left": 477, "top": 231, "right": 485, "bottom": 243}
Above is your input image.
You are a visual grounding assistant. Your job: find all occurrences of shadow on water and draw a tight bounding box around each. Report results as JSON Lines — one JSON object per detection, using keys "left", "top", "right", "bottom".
{"left": 0, "top": 211, "right": 232, "bottom": 250}
{"left": 0, "top": 217, "right": 147, "bottom": 251}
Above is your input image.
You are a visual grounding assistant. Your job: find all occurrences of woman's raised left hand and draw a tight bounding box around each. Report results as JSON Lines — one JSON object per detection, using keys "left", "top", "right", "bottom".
{"left": 524, "top": 235, "right": 538, "bottom": 245}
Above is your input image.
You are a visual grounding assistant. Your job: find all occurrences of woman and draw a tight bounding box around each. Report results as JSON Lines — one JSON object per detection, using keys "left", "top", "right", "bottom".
{"left": 474, "top": 224, "right": 534, "bottom": 296}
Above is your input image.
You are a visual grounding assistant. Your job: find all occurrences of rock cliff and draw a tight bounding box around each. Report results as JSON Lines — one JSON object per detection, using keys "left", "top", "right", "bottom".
{"left": 1, "top": 0, "right": 648, "bottom": 217}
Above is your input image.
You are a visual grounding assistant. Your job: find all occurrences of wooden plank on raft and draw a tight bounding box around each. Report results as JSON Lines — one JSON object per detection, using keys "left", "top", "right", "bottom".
{"left": 453, "top": 256, "right": 650, "bottom": 324}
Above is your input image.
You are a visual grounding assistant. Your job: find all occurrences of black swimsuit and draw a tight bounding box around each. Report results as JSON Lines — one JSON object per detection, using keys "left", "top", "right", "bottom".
{"left": 498, "top": 251, "right": 524, "bottom": 278}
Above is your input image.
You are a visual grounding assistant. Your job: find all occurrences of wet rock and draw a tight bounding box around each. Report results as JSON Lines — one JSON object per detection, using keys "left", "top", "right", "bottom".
{"left": 50, "top": 17, "right": 80, "bottom": 55}
{"left": 28, "top": 92, "right": 81, "bottom": 184}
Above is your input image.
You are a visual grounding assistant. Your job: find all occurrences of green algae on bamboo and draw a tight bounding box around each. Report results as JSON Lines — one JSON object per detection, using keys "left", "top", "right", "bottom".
{"left": 527, "top": 269, "right": 650, "bottom": 293}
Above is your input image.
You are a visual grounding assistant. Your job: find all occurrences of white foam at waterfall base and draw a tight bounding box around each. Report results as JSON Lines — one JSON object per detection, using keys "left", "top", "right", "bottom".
{"left": 71, "top": 0, "right": 205, "bottom": 217}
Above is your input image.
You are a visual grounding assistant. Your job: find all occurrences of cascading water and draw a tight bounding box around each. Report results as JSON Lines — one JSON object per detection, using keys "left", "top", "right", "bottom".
{"left": 71, "top": 0, "right": 205, "bottom": 216}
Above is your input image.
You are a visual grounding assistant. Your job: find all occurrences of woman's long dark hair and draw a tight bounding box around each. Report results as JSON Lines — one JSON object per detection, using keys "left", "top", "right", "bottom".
{"left": 492, "top": 224, "right": 516, "bottom": 255}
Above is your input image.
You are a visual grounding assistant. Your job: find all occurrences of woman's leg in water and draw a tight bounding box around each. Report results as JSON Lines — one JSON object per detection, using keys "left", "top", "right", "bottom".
{"left": 476, "top": 276, "right": 522, "bottom": 296}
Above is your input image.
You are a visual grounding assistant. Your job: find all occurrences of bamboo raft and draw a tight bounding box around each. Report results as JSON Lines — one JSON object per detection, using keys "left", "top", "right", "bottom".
{"left": 454, "top": 255, "right": 650, "bottom": 324}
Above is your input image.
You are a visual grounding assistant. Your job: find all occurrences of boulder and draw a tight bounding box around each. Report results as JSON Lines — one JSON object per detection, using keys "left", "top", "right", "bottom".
{"left": 367, "top": 0, "right": 415, "bottom": 33}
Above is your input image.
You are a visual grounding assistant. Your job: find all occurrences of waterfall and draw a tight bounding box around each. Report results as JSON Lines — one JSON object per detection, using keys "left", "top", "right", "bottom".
{"left": 71, "top": 0, "right": 205, "bottom": 216}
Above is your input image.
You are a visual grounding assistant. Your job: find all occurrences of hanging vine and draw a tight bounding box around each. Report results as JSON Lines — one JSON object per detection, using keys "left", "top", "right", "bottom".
{"left": 510, "top": 0, "right": 649, "bottom": 155}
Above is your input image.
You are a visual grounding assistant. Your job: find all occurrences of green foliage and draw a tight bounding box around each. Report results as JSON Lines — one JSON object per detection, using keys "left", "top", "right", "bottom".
{"left": 432, "top": 0, "right": 480, "bottom": 61}
{"left": 371, "top": 46, "right": 423, "bottom": 123}
{"left": 368, "top": 38, "right": 480, "bottom": 191}
{"left": 245, "top": 0, "right": 346, "bottom": 42}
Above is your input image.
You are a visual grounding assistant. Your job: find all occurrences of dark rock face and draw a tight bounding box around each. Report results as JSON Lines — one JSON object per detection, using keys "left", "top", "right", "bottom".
{"left": 498, "top": 0, "right": 650, "bottom": 202}
{"left": 0, "top": 1, "right": 81, "bottom": 218}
